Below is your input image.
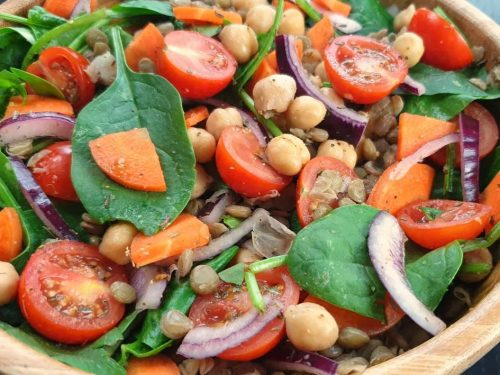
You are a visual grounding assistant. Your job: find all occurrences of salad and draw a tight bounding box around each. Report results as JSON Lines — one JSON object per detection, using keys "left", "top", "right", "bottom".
{"left": 0, "top": 0, "right": 499, "bottom": 374}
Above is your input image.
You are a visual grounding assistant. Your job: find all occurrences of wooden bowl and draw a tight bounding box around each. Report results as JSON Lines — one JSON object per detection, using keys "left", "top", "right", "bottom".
{"left": 0, "top": 0, "right": 499, "bottom": 374}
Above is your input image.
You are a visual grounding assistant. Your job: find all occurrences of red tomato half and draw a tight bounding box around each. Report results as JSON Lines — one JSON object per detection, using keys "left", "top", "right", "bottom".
{"left": 324, "top": 35, "right": 408, "bottom": 104}
{"left": 159, "top": 30, "right": 237, "bottom": 99}
{"left": 27, "top": 47, "right": 95, "bottom": 111}
{"left": 396, "top": 200, "right": 492, "bottom": 250}
{"left": 189, "top": 267, "right": 300, "bottom": 361}
{"left": 30, "top": 141, "right": 79, "bottom": 202}
{"left": 216, "top": 126, "right": 292, "bottom": 198}
{"left": 408, "top": 8, "right": 473, "bottom": 71}
{"left": 296, "top": 156, "right": 357, "bottom": 226}
{"left": 18, "top": 240, "right": 127, "bottom": 344}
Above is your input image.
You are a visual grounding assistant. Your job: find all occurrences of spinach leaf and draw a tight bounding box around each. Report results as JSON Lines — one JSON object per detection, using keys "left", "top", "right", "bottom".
{"left": 52, "top": 200, "right": 90, "bottom": 242}
{"left": 461, "top": 222, "right": 500, "bottom": 253}
{"left": 0, "top": 301, "right": 24, "bottom": 326}
{"left": 72, "top": 27, "right": 195, "bottom": 235}
{"left": 219, "top": 263, "right": 245, "bottom": 285}
{"left": 10, "top": 68, "right": 65, "bottom": 99}
{"left": 406, "top": 242, "right": 463, "bottom": 310}
{"left": 287, "top": 205, "right": 386, "bottom": 320}
{"left": 0, "top": 26, "right": 35, "bottom": 44}
{"left": 26, "top": 6, "right": 66, "bottom": 38}
{"left": 193, "top": 25, "right": 221, "bottom": 37}
{"left": 111, "top": 0, "right": 173, "bottom": 17}
{"left": 0, "top": 30, "right": 31, "bottom": 70}
{"left": 0, "top": 70, "right": 27, "bottom": 118}
{"left": 479, "top": 145, "right": 499, "bottom": 190}
{"left": 431, "top": 168, "right": 463, "bottom": 200}
{"left": 419, "top": 207, "right": 443, "bottom": 221}
{"left": 344, "top": 0, "right": 393, "bottom": 35}
{"left": 404, "top": 93, "right": 474, "bottom": 121}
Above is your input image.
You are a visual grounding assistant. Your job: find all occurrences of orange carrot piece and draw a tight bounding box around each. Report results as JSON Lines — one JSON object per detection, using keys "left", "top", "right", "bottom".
{"left": 307, "top": 16, "right": 335, "bottom": 55}
{"left": 313, "top": 0, "right": 351, "bottom": 16}
{"left": 397, "top": 113, "right": 458, "bottom": 161}
{"left": 0, "top": 207, "right": 23, "bottom": 262}
{"left": 127, "top": 355, "right": 180, "bottom": 375}
{"left": 173, "top": 7, "right": 242, "bottom": 25}
{"left": 43, "top": 0, "right": 79, "bottom": 19}
{"left": 89, "top": 128, "right": 167, "bottom": 193}
{"left": 480, "top": 172, "right": 500, "bottom": 232}
{"left": 130, "top": 214, "right": 210, "bottom": 267}
{"left": 367, "top": 163, "right": 435, "bottom": 215}
{"left": 184, "top": 106, "right": 209, "bottom": 127}
{"left": 3, "top": 95, "right": 74, "bottom": 119}
{"left": 125, "top": 23, "right": 166, "bottom": 73}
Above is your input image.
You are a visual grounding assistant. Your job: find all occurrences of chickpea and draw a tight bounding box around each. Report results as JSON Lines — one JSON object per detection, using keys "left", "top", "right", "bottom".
{"left": 99, "top": 222, "right": 138, "bottom": 265}
{"left": 219, "top": 25, "right": 258, "bottom": 64}
{"left": 314, "top": 61, "right": 329, "bottom": 83}
{"left": 278, "top": 9, "right": 305, "bottom": 35}
{"left": 206, "top": 108, "right": 243, "bottom": 140}
{"left": 393, "top": 32, "right": 425, "bottom": 68}
{"left": 232, "top": 0, "right": 267, "bottom": 15}
{"left": 265, "top": 134, "right": 310, "bottom": 176}
{"left": 0, "top": 262, "right": 19, "bottom": 305}
{"left": 394, "top": 4, "right": 416, "bottom": 32}
{"left": 187, "top": 127, "right": 216, "bottom": 163}
{"left": 284, "top": 302, "right": 339, "bottom": 351}
{"left": 317, "top": 140, "right": 357, "bottom": 169}
{"left": 286, "top": 96, "right": 327, "bottom": 130}
{"left": 245, "top": 5, "right": 276, "bottom": 34}
{"left": 253, "top": 74, "right": 297, "bottom": 117}
{"left": 191, "top": 164, "right": 213, "bottom": 199}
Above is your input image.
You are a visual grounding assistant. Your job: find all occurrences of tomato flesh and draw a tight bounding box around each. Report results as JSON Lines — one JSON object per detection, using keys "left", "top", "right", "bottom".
{"left": 324, "top": 35, "right": 408, "bottom": 104}
{"left": 189, "top": 267, "right": 300, "bottom": 361}
{"left": 159, "top": 30, "right": 237, "bottom": 99}
{"left": 408, "top": 8, "right": 473, "bottom": 71}
{"left": 30, "top": 141, "right": 79, "bottom": 202}
{"left": 216, "top": 126, "right": 292, "bottom": 198}
{"left": 397, "top": 200, "right": 492, "bottom": 250}
{"left": 18, "top": 240, "right": 126, "bottom": 344}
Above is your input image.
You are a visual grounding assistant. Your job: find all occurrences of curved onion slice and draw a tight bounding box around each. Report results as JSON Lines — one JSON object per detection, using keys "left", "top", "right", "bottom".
{"left": 71, "top": 0, "right": 92, "bottom": 18}
{"left": 177, "top": 295, "right": 280, "bottom": 359}
{"left": 131, "top": 265, "right": 168, "bottom": 310}
{"left": 9, "top": 156, "right": 78, "bottom": 240}
{"left": 368, "top": 211, "right": 446, "bottom": 336}
{"left": 198, "top": 189, "right": 235, "bottom": 225}
{"left": 400, "top": 75, "right": 426, "bottom": 96}
{"left": 265, "top": 343, "right": 338, "bottom": 375}
{"left": 458, "top": 113, "right": 480, "bottom": 202}
{"left": 389, "top": 133, "right": 460, "bottom": 180}
{"left": 307, "top": 1, "right": 362, "bottom": 34}
{"left": 252, "top": 215, "right": 296, "bottom": 258}
{"left": 275, "top": 34, "right": 368, "bottom": 146}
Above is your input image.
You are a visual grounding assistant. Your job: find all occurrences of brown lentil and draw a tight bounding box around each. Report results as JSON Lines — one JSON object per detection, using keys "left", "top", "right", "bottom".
{"left": 386, "top": 126, "right": 399, "bottom": 144}
{"left": 190, "top": 265, "right": 220, "bottom": 295}
{"left": 347, "top": 179, "right": 366, "bottom": 203}
{"left": 199, "top": 358, "right": 216, "bottom": 375}
{"left": 178, "top": 249, "right": 194, "bottom": 277}
{"left": 354, "top": 167, "right": 367, "bottom": 179}
{"left": 338, "top": 327, "right": 370, "bottom": 349}
{"left": 338, "top": 197, "right": 356, "bottom": 207}
{"left": 93, "top": 42, "right": 109, "bottom": 56}
{"left": 6, "top": 140, "right": 33, "bottom": 158}
{"left": 86, "top": 28, "right": 108, "bottom": 49}
{"left": 364, "top": 160, "right": 384, "bottom": 176}
{"left": 110, "top": 281, "right": 136, "bottom": 304}
{"left": 471, "top": 45, "right": 485, "bottom": 63}
{"left": 156, "top": 22, "right": 175, "bottom": 35}
{"left": 180, "top": 359, "right": 200, "bottom": 375}
{"left": 383, "top": 146, "right": 397, "bottom": 169}
{"left": 361, "top": 138, "right": 379, "bottom": 161}
{"left": 185, "top": 199, "right": 204, "bottom": 216}
{"left": 88, "top": 235, "right": 101, "bottom": 246}
{"left": 225, "top": 204, "right": 252, "bottom": 219}
{"left": 337, "top": 357, "right": 369, "bottom": 375}
{"left": 373, "top": 138, "right": 390, "bottom": 154}
{"left": 358, "top": 339, "right": 384, "bottom": 360}
{"left": 160, "top": 309, "right": 194, "bottom": 339}
{"left": 320, "top": 344, "right": 344, "bottom": 359}
{"left": 307, "top": 127, "right": 329, "bottom": 143}
{"left": 370, "top": 346, "right": 396, "bottom": 366}
{"left": 215, "top": 0, "right": 232, "bottom": 8}
{"left": 80, "top": 220, "right": 106, "bottom": 236}
{"left": 302, "top": 48, "right": 322, "bottom": 73}
{"left": 234, "top": 248, "right": 262, "bottom": 265}
{"left": 390, "top": 95, "right": 404, "bottom": 115}
{"left": 208, "top": 222, "right": 228, "bottom": 238}
{"left": 458, "top": 248, "right": 492, "bottom": 283}
{"left": 373, "top": 112, "right": 397, "bottom": 137}
{"left": 138, "top": 57, "right": 156, "bottom": 73}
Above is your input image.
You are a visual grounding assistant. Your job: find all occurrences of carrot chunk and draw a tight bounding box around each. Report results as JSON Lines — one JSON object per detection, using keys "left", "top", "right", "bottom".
{"left": 43, "top": 0, "right": 79, "bottom": 19}
{"left": 480, "top": 172, "right": 500, "bottom": 232}
{"left": 184, "top": 106, "right": 209, "bottom": 127}
{"left": 0, "top": 207, "right": 23, "bottom": 262}
{"left": 125, "top": 23, "right": 166, "bottom": 73}
{"left": 89, "top": 128, "right": 167, "bottom": 192}
{"left": 127, "top": 355, "right": 180, "bottom": 375}
{"left": 313, "top": 0, "right": 351, "bottom": 16}
{"left": 173, "top": 7, "right": 242, "bottom": 25}
{"left": 307, "top": 16, "right": 335, "bottom": 55}
{"left": 3, "top": 95, "right": 74, "bottom": 119}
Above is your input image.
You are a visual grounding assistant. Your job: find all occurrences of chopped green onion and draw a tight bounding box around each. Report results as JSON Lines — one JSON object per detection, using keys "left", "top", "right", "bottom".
{"left": 238, "top": 90, "right": 283, "bottom": 137}
{"left": 219, "top": 263, "right": 245, "bottom": 285}
{"left": 249, "top": 255, "right": 287, "bottom": 274}
{"left": 245, "top": 271, "right": 265, "bottom": 311}
{"left": 460, "top": 262, "right": 492, "bottom": 274}
{"left": 222, "top": 214, "right": 242, "bottom": 229}
{"left": 443, "top": 144, "right": 456, "bottom": 197}
{"left": 419, "top": 207, "right": 443, "bottom": 221}
{"left": 294, "top": 0, "right": 322, "bottom": 23}
{"left": 68, "top": 19, "right": 109, "bottom": 51}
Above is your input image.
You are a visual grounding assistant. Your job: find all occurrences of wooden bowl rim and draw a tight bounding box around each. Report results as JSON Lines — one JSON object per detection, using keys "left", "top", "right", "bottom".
{"left": 0, "top": 0, "right": 499, "bottom": 374}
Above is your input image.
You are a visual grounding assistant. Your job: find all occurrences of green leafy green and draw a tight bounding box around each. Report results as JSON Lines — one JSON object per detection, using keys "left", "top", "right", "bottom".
{"left": 111, "top": 0, "right": 173, "bottom": 18}
{"left": 72, "top": 27, "right": 195, "bottom": 235}
{"left": 479, "top": 145, "right": 499, "bottom": 190}
{"left": 460, "top": 262, "right": 492, "bottom": 275}
{"left": 219, "top": 263, "right": 245, "bottom": 285}
{"left": 193, "top": 25, "right": 221, "bottom": 37}
{"left": 431, "top": 168, "right": 462, "bottom": 200}
{"left": 344, "top": 0, "right": 393, "bottom": 35}
{"left": 0, "top": 69, "right": 27, "bottom": 117}
{"left": 26, "top": 6, "right": 66, "bottom": 38}
{"left": 0, "top": 30, "right": 31, "bottom": 70}
{"left": 443, "top": 144, "right": 457, "bottom": 198}
{"left": 289, "top": 211, "right": 302, "bottom": 233}
{"left": 461, "top": 222, "right": 500, "bottom": 253}
{"left": 404, "top": 93, "right": 473, "bottom": 121}
{"left": 52, "top": 200, "right": 90, "bottom": 242}
{"left": 10, "top": 68, "right": 65, "bottom": 99}
{"left": 222, "top": 214, "right": 242, "bottom": 229}
{"left": 287, "top": 205, "right": 386, "bottom": 320}
{"left": 418, "top": 206, "right": 443, "bottom": 221}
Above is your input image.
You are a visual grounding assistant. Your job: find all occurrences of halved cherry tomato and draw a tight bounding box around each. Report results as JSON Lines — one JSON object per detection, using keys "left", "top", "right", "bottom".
{"left": 324, "top": 35, "right": 408, "bottom": 104}
{"left": 305, "top": 294, "right": 404, "bottom": 336}
{"left": 27, "top": 47, "right": 95, "bottom": 111}
{"left": 396, "top": 200, "right": 492, "bottom": 250}
{"left": 430, "top": 102, "right": 499, "bottom": 166}
{"left": 216, "top": 126, "right": 292, "bottom": 198}
{"left": 296, "top": 156, "right": 356, "bottom": 226}
{"left": 159, "top": 30, "right": 237, "bottom": 99}
{"left": 18, "top": 240, "right": 127, "bottom": 344}
{"left": 29, "top": 141, "right": 79, "bottom": 202}
{"left": 189, "top": 267, "right": 300, "bottom": 361}
{"left": 408, "top": 8, "right": 473, "bottom": 71}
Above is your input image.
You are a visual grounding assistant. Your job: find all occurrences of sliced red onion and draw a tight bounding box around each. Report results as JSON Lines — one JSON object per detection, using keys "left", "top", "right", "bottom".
{"left": 368, "top": 211, "right": 446, "bottom": 336}
{"left": 71, "top": 0, "right": 92, "bottom": 18}
{"left": 252, "top": 215, "right": 296, "bottom": 258}
{"left": 458, "top": 113, "right": 480, "bottom": 202}
{"left": 193, "top": 208, "right": 270, "bottom": 261}
{"left": 177, "top": 295, "right": 281, "bottom": 359}
{"left": 400, "top": 75, "right": 426, "bottom": 96}
{"left": 131, "top": 265, "right": 168, "bottom": 310}
{"left": 389, "top": 133, "right": 460, "bottom": 180}
{"left": 275, "top": 34, "right": 368, "bottom": 146}
{"left": 307, "top": 1, "right": 362, "bottom": 34}
{"left": 265, "top": 343, "right": 338, "bottom": 375}
{"left": 198, "top": 189, "right": 235, "bottom": 225}
{"left": 0, "top": 112, "right": 74, "bottom": 147}
{"left": 8, "top": 156, "right": 78, "bottom": 240}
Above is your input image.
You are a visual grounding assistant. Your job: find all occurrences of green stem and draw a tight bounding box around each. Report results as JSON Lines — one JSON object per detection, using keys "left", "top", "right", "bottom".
{"left": 0, "top": 13, "right": 30, "bottom": 26}
{"left": 443, "top": 144, "right": 456, "bottom": 197}
{"left": 249, "top": 255, "right": 287, "bottom": 273}
{"left": 68, "top": 18, "right": 109, "bottom": 51}
{"left": 294, "top": 0, "right": 322, "bottom": 23}
{"left": 245, "top": 271, "right": 265, "bottom": 311}
{"left": 461, "top": 222, "right": 500, "bottom": 253}
{"left": 460, "top": 262, "right": 492, "bottom": 274}
{"left": 239, "top": 90, "right": 283, "bottom": 137}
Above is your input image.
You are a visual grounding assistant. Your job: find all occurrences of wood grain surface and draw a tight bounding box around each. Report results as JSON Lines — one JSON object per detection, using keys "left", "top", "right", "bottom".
{"left": 0, "top": 0, "right": 499, "bottom": 374}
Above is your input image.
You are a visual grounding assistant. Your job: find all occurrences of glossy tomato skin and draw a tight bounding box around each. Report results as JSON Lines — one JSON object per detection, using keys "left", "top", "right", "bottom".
{"left": 324, "top": 35, "right": 408, "bottom": 104}
{"left": 30, "top": 141, "right": 79, "bottom": 202}
{"left": 216, "top": 126, "right": 292, "bottom": 198}
{"left": 18, "top": 240, "right": 127, "bottom": 344}
{"left": 296, "top": 156, "right": 356, "bottom": 226}
{"left": 189, "top": 267, "right": 300, "bottom": 361}
{"left": 396, "top": 200, "right": 492, "bottom": 250}
{"left": 408, "top": 8, "right": 473, "bottom": 71}
{"left": 27, "top": 46, "right": 95, "bottom": 111}
{"left": 159, "top": 31, "right": 237, "bottom": 99}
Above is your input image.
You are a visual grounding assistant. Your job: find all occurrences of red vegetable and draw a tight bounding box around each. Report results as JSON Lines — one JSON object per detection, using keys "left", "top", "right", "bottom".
{"left": 458, "top": 112, "right": 480, "bottom": 202}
